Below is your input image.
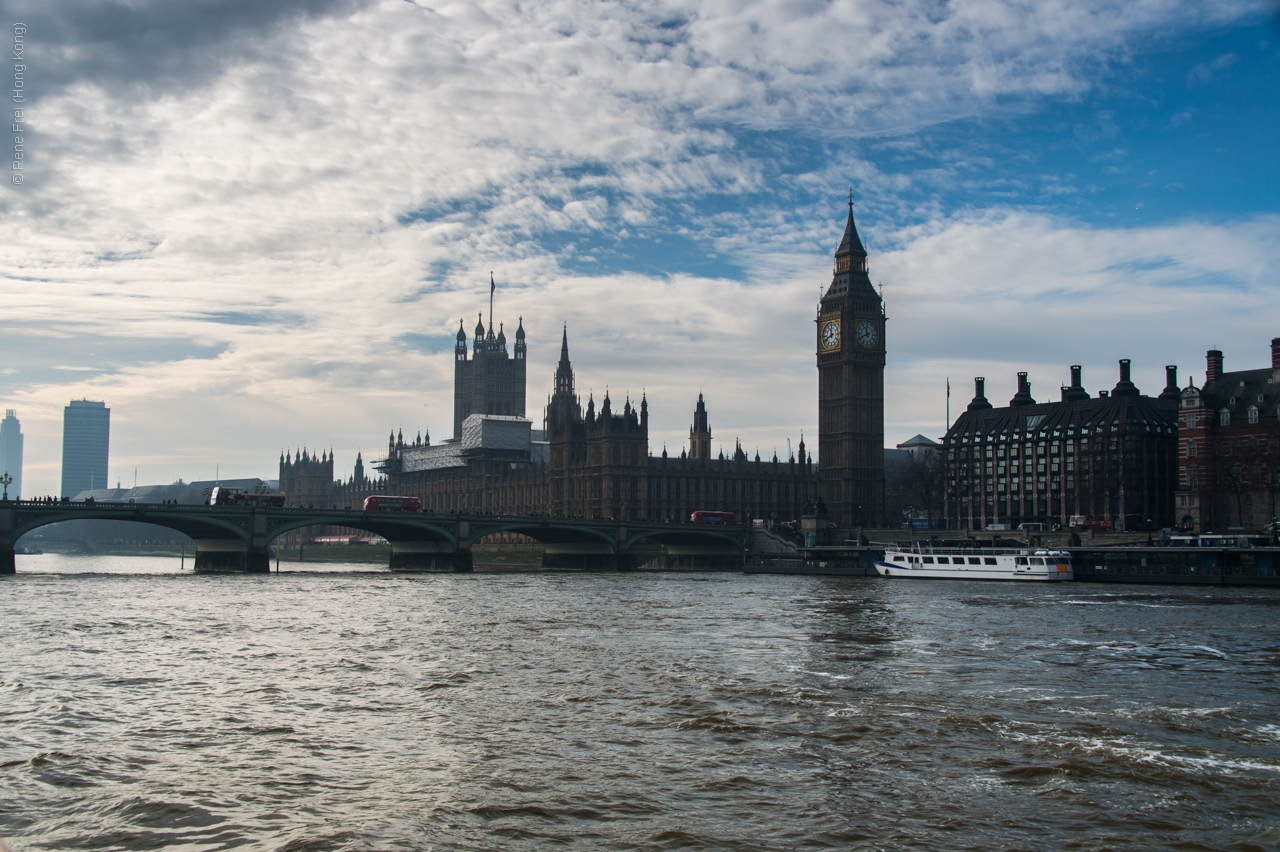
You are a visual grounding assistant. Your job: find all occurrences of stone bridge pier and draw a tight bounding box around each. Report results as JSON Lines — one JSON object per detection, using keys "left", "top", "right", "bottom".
{"left": 1, "top": 506, "right": 15, "bottom": 574}
{"left": 192, "top": 509, "right": 271, "bottom": 572}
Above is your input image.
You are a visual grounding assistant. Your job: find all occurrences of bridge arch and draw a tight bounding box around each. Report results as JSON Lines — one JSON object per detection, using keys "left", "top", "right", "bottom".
{"left": 263, "top": 512, "right": 461, "bottom": 571}
{"left": 9, "top": 506, "right": 252, "bottom": 547}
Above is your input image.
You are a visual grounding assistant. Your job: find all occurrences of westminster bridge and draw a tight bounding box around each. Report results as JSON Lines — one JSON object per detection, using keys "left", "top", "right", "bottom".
{"left": 0, "top": 501, "right": 747, "bottom": 573}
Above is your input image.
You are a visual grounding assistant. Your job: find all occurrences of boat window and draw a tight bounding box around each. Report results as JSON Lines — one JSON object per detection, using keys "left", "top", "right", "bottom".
{"left": 893, "top": 555, "right": 906, "bottom": 562}
{"left": 935, "top": 557, "right": 948, "bottom": 564}
{"left": 922, "top": 557, "right": 935, "bottom": 564}
{"left": 969, "top": 557, "right": 981, "bottom": 565}
{"left": 984, "top": 557, "right": 997, "bottom": 565}
{"left": 1016, "top": 557, "right": 1028, "bottom": 566}
{"left": 1030, "top": 558, "right": 1045, "bottom": 566}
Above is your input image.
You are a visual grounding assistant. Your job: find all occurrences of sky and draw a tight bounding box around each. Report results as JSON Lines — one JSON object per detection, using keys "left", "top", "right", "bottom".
{"left": 1, "top": 0, "right": 1278, "bottom": 497}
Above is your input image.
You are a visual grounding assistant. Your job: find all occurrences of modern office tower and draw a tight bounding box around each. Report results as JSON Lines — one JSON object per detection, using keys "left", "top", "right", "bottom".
{"left": 0, "top": 409, "right": 22, "bottom": 499}
{"left": 61, "top": 399, "right": 110, "bottom": 498}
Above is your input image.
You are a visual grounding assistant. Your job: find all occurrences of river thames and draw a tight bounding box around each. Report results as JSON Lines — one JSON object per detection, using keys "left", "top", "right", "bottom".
{"left": 2, "top": 555, "right": 1279, "bottom": 850}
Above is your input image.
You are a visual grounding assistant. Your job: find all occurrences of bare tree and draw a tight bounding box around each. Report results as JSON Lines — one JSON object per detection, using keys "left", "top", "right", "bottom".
{"left": 900, "top": 450, "right": 946, "bottom": 526}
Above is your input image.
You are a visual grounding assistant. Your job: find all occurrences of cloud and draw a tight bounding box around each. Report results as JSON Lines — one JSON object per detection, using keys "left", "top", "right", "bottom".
{"left": 0, "top": 0, "right": 1272, "bottom": 493}
{"left": 1187, "top": 52, "right": 1242, "bottom": 85}
{"left": 877, "top": 211, "right": 1280, "bottom": 440}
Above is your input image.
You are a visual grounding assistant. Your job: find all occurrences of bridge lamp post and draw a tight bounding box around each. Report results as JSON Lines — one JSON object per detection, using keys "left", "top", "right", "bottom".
{"left": 0, "top": 473, "right": 11, "bottom": 500}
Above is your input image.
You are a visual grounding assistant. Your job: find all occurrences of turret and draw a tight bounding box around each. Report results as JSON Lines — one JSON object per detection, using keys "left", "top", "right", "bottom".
{"left": 455, "top": 319, "right": 467, "bottom": 361}
{"left": 689, "top": 393, "right": 712, "bottom": 459}
{"left": 514, "top": 317, "right": 526, "bottom": 360}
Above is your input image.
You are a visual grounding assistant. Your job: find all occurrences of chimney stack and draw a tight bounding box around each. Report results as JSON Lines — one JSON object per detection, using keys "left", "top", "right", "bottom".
{"left": 1062, "top": 365, "right": 1089, "bottom": 402}
{"left": 1206, "top": 350, "right": 1223, "bottom": 385}
{"left": 1112, "top": 358, "right": 1140, "bottom": 397}
{"left": 967, "top": 377, "right": 993, "bottom": 412}
{"left": 1272, "top": 337, "right": 1280, "bottom": 371}
{"left": 1158, "top": 365, "right": 1180, "bottom": 404}
{"left": 1009, "top": 372, "right": 1035, "bottom": 407}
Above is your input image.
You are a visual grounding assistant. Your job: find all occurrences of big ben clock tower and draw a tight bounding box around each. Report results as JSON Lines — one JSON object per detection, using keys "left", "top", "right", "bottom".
{"left": 816, "top": 194, "right": 885, "bottom": 528}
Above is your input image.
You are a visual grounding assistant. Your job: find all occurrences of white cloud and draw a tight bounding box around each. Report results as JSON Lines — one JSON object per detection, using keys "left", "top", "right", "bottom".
{"left": 0, "top": 0, "right": 1272, "bottom": 494}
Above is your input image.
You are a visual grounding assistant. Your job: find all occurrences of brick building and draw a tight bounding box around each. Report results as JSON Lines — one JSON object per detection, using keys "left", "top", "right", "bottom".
{"left": 943, "top": 361, "right": 1181, "bottom": 531}
{"left": 1176, "top": 339, "right": 1280, "bottom": 533}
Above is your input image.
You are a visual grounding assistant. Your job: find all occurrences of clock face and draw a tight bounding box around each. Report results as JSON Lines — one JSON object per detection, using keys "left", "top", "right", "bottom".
{"left": 857, "top": 320, "right": 878, "bottom": 349}
{"left": 821, "top": 320, "right": 840, "bottom": 351}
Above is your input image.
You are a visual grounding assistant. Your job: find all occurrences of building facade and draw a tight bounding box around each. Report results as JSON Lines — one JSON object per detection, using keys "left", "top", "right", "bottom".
{"left": 61, "top": 399, "right": 110, "bottom": 499}
{"left": 0, "top": 409, "right": 22, "bottom": 499}
{"left": 816, "top": 199, "right": 886, "bottom": 528}
{"left": 1176, "top": 339, "right": 1280, "bottom": 533}
{"left": 452, "top": 314, "right": 526, "bottom": 440}
{"left": 279, "top": 447, "right": 385, "bottom": 509}
{"left": 943, "top": 362, "right": 1180, "bottom": 531}
{"left": 277, "top": 202, "right": 869, "bottom": 529}
{"left": 372, "top": 325, "right": 815, "bottom": 522}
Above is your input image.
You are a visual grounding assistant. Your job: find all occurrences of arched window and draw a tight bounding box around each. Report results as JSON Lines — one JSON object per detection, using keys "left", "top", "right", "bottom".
{"left": 1220, "top": 409, "right": 1231, "bottom": 427}
{"left": 1186, "top": 440, "right": 1197, "bottom": 458}
{"left": 1187, "top": 465, "right": 1199, "bottom": 489}
{"left": 1248, "top": 406, "right": 1259, "bottom": 424}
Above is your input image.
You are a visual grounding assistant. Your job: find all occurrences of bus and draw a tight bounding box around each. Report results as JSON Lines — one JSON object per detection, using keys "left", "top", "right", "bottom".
{"left": 690, "top": 510, "right": 736, "bottom": 525}
{"left": 209, "top": 487, "right": 286, "bottom": 507}
{"left": 363, "top": 495, "right": 422, "bottom": 512}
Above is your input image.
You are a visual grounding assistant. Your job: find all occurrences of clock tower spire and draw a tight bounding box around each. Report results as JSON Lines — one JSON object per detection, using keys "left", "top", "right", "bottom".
{"left": 816, "top": 192, "right": 885, "bottom": 529}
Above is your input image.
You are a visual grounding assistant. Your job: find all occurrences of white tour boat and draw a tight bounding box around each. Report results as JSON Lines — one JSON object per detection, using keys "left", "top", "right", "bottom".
{"left": 875, "top": 544, "right": 1073, "bottom": 581}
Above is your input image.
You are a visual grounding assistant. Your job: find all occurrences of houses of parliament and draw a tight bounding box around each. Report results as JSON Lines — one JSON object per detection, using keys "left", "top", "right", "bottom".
{"left": 279, "top": 202, "right": 886, "bottom": 528}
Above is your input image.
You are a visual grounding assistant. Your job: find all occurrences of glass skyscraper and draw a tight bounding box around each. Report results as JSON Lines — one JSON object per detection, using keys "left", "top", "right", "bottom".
{"left": 61, "top": 400, "right": 110, "bottom": 498}
{"left": 0, "top": 409, "right": 22, "bottom": 499}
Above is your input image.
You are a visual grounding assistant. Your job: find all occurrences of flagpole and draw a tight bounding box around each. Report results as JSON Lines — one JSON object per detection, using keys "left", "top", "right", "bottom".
{"left": 946, "top": 378, "right": 950, "bottom": 432}
{"left": 489, "top": 272, "right": 495, "bottom": 332}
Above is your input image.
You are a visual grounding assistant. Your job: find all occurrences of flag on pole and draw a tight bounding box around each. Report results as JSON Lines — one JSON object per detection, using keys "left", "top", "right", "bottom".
{"left": 491, "top": 273, "right": 495, "bottom": 296}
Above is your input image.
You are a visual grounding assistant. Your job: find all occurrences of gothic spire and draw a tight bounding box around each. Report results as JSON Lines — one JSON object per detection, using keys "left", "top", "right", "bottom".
{"left": 553, "top": 324, "right": 575, "bottom": 398}
{"left": 825, "top": 190, "right": 876, "bottom": 299}
{"left": 836, "top": 190, "right": 867, "bottom": 259}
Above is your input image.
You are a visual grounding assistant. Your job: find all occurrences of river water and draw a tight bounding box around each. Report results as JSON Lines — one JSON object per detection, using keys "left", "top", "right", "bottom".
{"left": 3, "top": 554, "right": 1279, "bottom": 851}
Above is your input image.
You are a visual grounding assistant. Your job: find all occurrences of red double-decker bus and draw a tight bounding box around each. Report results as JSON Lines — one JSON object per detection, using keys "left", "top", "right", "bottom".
{"left": 690, "top": 510, "right": 736, "bottom": 525}
{"left": 363, "top": 495, "right": 422, "bottom": 512}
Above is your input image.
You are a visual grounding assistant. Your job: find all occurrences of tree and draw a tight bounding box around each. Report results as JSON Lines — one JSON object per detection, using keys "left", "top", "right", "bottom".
{"left": 900, "top": 449, "right": 946, "bottom": 526}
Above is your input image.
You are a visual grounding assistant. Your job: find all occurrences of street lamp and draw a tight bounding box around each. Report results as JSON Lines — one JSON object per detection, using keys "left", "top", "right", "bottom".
{"left": 0, "top": 472, "right": 11, "bottom": 500}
